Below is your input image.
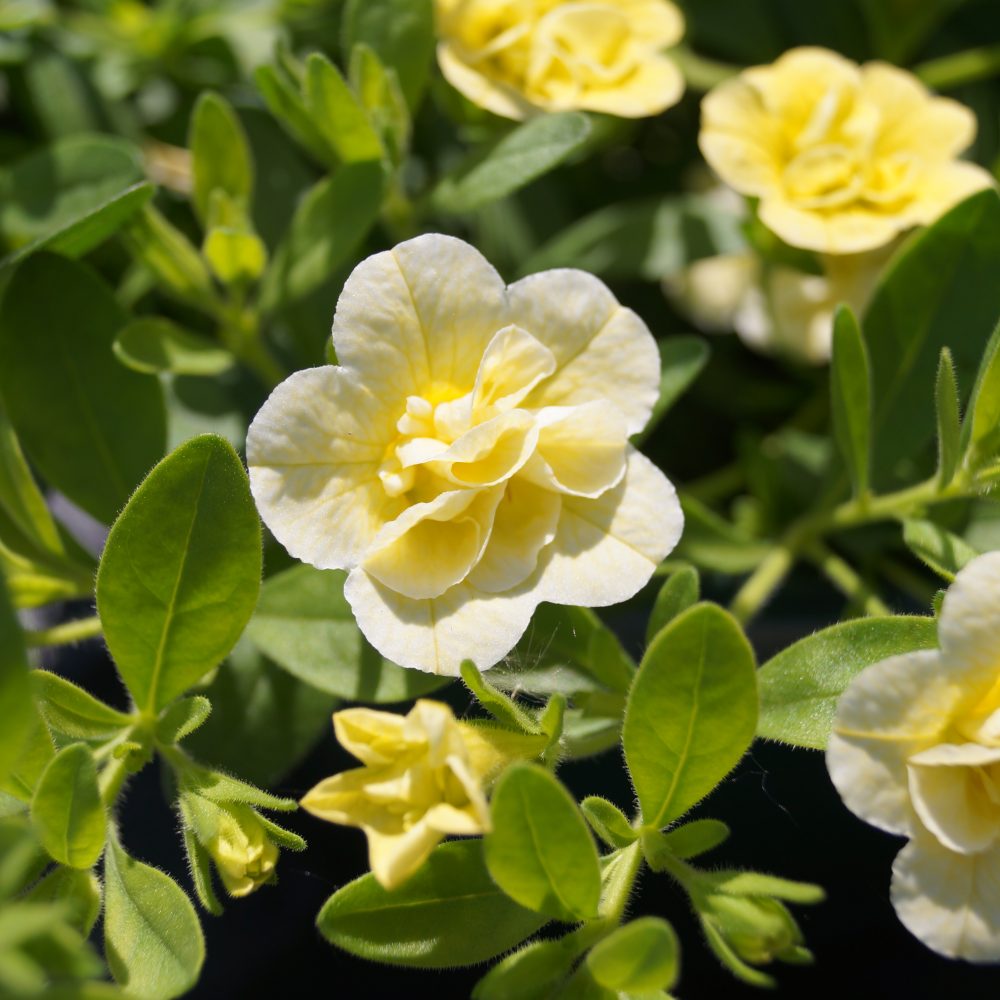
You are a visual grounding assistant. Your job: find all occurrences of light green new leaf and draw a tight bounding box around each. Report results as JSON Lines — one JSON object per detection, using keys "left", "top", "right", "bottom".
{"left": 865, "top": 189, "right": 1000, "bottom": 485}
{"left": 0, "top": 253, "right": 166, "bottom": 525}
{"left": 262, "top": 163, "right": 384, "bottom": 307}
{"left": 342, "top": 0, "right": 434, "bottom": 109}
{"left": 473, "top": 938, "right": 576, "bottom": 1000}
{"left": 189, "top": 92, "right": 253, "bottom": 225}
{"left": 254, "top": 64, "right": 334, "bottom": 169}
{"left": 318, "top": 840, "right": 546, "bottom": 968}
{"left": 587, "top": 917, "right": 679, "bottom": 993}
{"left": 304, "top": 53, "right": 384, "bottom": 164}
{"left": 0, "top": 576, "right": 32, "bottom": 785}
{"left": 962, "top": 317, "right": 1000, "bottom": 461}
{"left": 114, "top": 318, "right": 234, "bottom": 376}
{"left": 660, "top": 817, "right": 730, "bottom": 860}
{"left": 30, "top": 743, "right": 105, "bottom": 869}
{"left": 623, "top": 603, "right": 757, "bottom": 828}
{"left": 103, "top": 833, "right": 205, "bottom": 999}
{"left": 935, "top": 347, "right": 962, "bottom": 487}
{"left": 461, "top": 661, "right": 540, "bottom": 734}
{"left": 830, "top": 306, "right": 871, "bottom": 498}
{"left": 97, "top": 435, "right": 262, "bottom": 712}
{"left": 646, "top": 565, "right": 700, "bottom": 645}
{"left": 903, "top": 519, "right": 979, "bottom": 582}
{"left": 23, "top": 865, "right": 102, "bottom": 935}
{"left": 245, "top": 564, "right": 444, "bottom": 702}
{"left": 485, "top": 763, "right": 600, "bottom": 922}
{"left": 434, "top": 113, "right": 591, "bottom": 214}
{"left": 350, "top": 43, "right": 411, "bottom": 164}
{"left": 155, "top": 696, "right": 212, "bottom": 745}
{"left": 33, "top": 671, "right": 133, "bottom": 740}
{"left": 634, "top": 336, "right": 710, "bottom": 447}
{"left": 757, "top": 615, "right": 938, "bottom": 749}
{"left": 580, "top": 797, "right": 637, "bottom": 849}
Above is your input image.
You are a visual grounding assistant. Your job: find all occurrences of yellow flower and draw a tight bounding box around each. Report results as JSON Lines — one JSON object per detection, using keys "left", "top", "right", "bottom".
{"left": 435, "top": 0, "right": 685, "bottom": 120}
{"left": 827, "top": 552, "right": 1000, "bottom": 961}
{"left": 699, "top": 47, "right": 994, "bottom": 254}
{"left": 204, "top": 804, "right": 279, "bottom": 898}
{"left": 301, "top": 701, "right": 506, "bottom": 888}
{"left": 247, "top": 234, "right": 682, "bottom": 675}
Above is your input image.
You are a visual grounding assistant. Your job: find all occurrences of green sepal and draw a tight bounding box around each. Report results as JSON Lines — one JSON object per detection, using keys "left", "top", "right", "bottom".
{"left": 181, "top": 825, "right": 223, "bottom": 916}
{"left": 461, "top": 661, "right": 541, "bottom": 734}
{"left": 934, "top": 347, "right": 963, "bottom": 488}
{"left": 156, "top": 697, "right": 213, "bottom": 746}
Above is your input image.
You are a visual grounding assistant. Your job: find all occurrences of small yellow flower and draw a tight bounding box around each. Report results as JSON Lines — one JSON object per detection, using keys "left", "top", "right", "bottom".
{"left": 301, "top": 701, "right": 507, "bottom": 888}
{"left": 205, "top": 804, "right": 279, "bottom": 898}
{"left": 827, "top": 552, "right": 1000, "bottom": 961}
{"left": 435, "top": 0, "right": 685, "bottom": 120}
{"left": 699, "top": 47, "right": 994, "bottom": 254}
{"left": 247, "top": 234, "right": 682, "bottom": 675}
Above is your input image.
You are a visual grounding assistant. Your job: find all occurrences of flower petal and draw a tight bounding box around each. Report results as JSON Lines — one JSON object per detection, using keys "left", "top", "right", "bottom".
{"left": 908, "top": 757, "right": 1000, "bottom": 855}
{"left": 246, "top": 367, "right": 398, "bottom": 569}
{"left": 759, "top": 196, "right": 905, "bottom": 254}
{"left": 366, "top": 821, "right": 443, "bottom": 889}
{"left": 535, "top": 448, "right": 682, "bottom": 607}
{"left": 437, "top": 41, "right": 533, "bottom": 121}
{"left": 344, "top": 568, "right": 541, "bottom": 675}
{"left": 509, "top": 269, "right": 660, "bottom": 435}
{"left": 938, "top": 552, "right": 1000, "bottom": 685}
{"left": 576, "top": 54, "right": 685, "bottom": 118}
{"left": 891, "top": 835, "right": 1000, "bottom": 962}
{"left": 472, "top": 325, "right": 556, "bottom": 417}
{"left": 333, "top": 708, "right": 409, "bottom": 766}
{"left": 910, "top": 161, "right": 995, "bottom": 227}
{"left": 300, "top": 769, "right": 401, "bottom": 831}
{"left": 827, "top": 649, "right": 959, "bottom": 837}
{"left": 427, "top": 410, "right": 539, "bottom": 488}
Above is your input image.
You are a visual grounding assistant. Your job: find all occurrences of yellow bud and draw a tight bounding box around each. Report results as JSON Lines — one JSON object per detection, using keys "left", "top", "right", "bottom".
{"left": 204, "top": 804, "right": 278, "bottom": 899}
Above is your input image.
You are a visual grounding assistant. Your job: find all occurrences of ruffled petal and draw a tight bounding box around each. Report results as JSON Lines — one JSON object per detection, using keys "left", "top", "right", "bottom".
{"left": 759, "top": 196, "right": 906, "bottom": 254}
{"left": 333, "top": 707, "right": 409, "bottom": 766}
{"left": 437, "top": 42, "right": 534, "bottom": 121}
{"left": 576, "top": 53, "right": 684, "bottom": 118}
{"left": 472, "top": 325, "right": 556, "bottom": 417}
{"left": 908, "top": 755, "right": 1000, "bottom": 855}
{"left": 938, "top": 553, "right": 1000, "bottom": 686}
{"left": 366, "top": 821, "right": 443, "bottom": 889}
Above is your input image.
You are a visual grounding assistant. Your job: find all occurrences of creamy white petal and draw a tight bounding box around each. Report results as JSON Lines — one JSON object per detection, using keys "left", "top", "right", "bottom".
{"left": 891, "top": 835, "right": 1000, "bottom": 962}
{"left": 938, "top": 552, "right": 1000, "bottom": 684}
{"left": 344, "top": 568, "right": 541, "bottom": 675}
{"left": 908, "top": 759, "right": 1000, "bottom": 855}
{"left": 534, "top": 448, "right": 682, "bottom": 607}
{"left": 472, "top": 325, "right": 556, "bottom": 416}
{"left": 246, "top": 367, "right": 398, "bottom": 569}
{"left": 427, "top": 410, "right": 539, "bottom": 488}
{"left": 508, "top": 270, "right": 660, "bottom": 435}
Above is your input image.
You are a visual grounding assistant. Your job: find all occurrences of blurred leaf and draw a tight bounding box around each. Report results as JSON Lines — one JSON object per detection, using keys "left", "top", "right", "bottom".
{"left": 318, "top": 840, "right": 547, "bottom": 968}
{"left": 962, "top": 317, "right": 1000, "bottom": 462}
{"left": 675, "top": 496, "right": 773, "bottom": 574}
{"left": 935, "top": 347, "right": 962, "bottom": 487}
{"left": 830, "top": 306, "right": 871, "bottom": 498}
{"left": 33, "top": 671, "right": 132, "bottom": 740}
{"left": 254, "top": 63, "right": 335, "bottom": 169}
{"left": 580, "top": 796, "right": 637, "bottom": 849}
{"left": 0, "top": 576, "right": 32, "bottom": 785}
{"left": 304, "top": 53, "right": 384, "bottom": 164}
{"left": 472, "top": 938, "right": 575, "bottom": 1000}
{"left": 104, "top": 832, "right": 204, "bottom": 999}
{"left": 623, "top": 604, "right": 757, "bottom": 828}
{"left": 635, "top": 336, "right": 710, "bottom": 447}
{"left": 0, "top": 253, "right": 166, "bottom": 524}
{"left": 0, "top": 707, "right": 54, "bottom": 802}
{"left": 350, "top": 43, "right": 410, "bottom": 164}
{"left": 244, "top": 564, "right": 445, "bottom": 702}
{"left": 30, "top": 743, "right": 105, "bottom": 869}
{"left": 757, "top": 616, "right": 938, "bottom": 749}
{"left": 646, "top": 565, "right": 700, "bottom": 645}
{"left": 114, "top": 318, "right": 234, "bottom": 376}
{"left": 485, "top": 764, "right": 601, "bottom": 922}
{"left": 903, "top": 519, "right": 979, "bottom": 582}
{"left": 22, "top": 865, "right": 102, "bottom": 935}
{"left": 97, "top": 435, "right": 261, "bottom": 712}
{"left": 189, "top": 92, "right": 253, "bottom": 225}
{"left": 859, "top": 0, "right": 969, "bottom": 63}
{"left": 587, "top": 917, "right": 679, "bottom": 993}
{"left": 434, "top": 113, "right": 591, "bottom": 214}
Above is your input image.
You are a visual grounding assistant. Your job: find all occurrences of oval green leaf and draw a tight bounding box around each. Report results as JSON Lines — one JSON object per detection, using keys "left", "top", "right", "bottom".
{"left": 757, "top": 615, "right": 938, "bottom": 749}
{"left": 646, "top": 565, "right": 700, "bottom": 645}
{"left": 97, "top": 435, "right": 262, "bottom": 712}
{"left": 30, "top": 743, "right": 105, "bottom": 869}
{"left": 484, "top": 763, "right": 601, "bottom": 923}
{"left": 830, "top": 305, "right": 871, "bottom": 498}
{"left": 103, "top": 834, "right": 205, "bottom": 999}
{"left": 623, "top": 603, "right": 758, "bottom": 828}
{"left": 189, "top": 92, "right": 253, "bottom": 224}
{"left": 114, "top": 318, "right": 234, "bottom": 376}
{"left": 587, "top": 916, "right": 679, "bottom": 992}
{"left": 33, "top": 671, "right": 133, "bottom": 740}
{"left": 318, "top": 840, "right": 546, "bottom": 968}
{"left": 473, "top": 938, "right": 576, "bottom": 1000}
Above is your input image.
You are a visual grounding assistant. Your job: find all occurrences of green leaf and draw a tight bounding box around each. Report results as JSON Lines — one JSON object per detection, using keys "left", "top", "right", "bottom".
{"left": 189, "top": 92, "right": 253, "bottom": 225}
{"left": 484, "top": 763, "right": 600, "bottom": 922}
{"left": 103, "top": 832, "right": 205, "bottom": 999}
{"left": 473, "top": 938, "right": 576, "bottom": 1000}
{"left": 203, "top": 227, "right": 267, "bottom": 287}
{"left": 660, "top": 817, "right": 730, "bottom": 861}
{"left": 580, "top": 797, "right": 637, "bottom": 849}
{"left": 461, "top": 661, "right": 541, "bottom": 733}
{"left": 22, "top": 865, "right": 102, "bottom": 935}
{"left": 587, "top": 917, "right": 679, "bottom": 993}
{"left": 0, "top": 253, "right": 166, "bottom": 525}
{"left": 714, "top": 870, "right": 825, "bottom": 904}
{"left": 30, "top": 744, "right": 105, "bottom": 869}
{"left": 262, "top": 164, "right": 384, "bottom": 307}
{"left": 244, "top": 564, "right": 445, "bottom": 702}
{"left": 0, "top": 707, "right": 54, "bottom": 802}
{"left": 318, "top": 840, "right": 546, "bottom": 968}
{"left": 935, "top": 347, "right": 963, "bottom": 487}
{"left": 635, "top": 337, "right": 711, "bottom": 447}
{"left": 97, "top": 435, "right": 262, "bottom": 712}
{"left": 675, "top": 496, "right": 774, "bottom": 574}
{"left": 434, "top": 113, "right": 591, "bottom": 214}
{"left": 342, "top": 0, "right": 434, "bottom": 109}
{"left": 304, "top": 53, "right": 384, "bottom": 164}
{"left": 33, "top": 672, "right": 133, "bottom": 740}
{"left": 254, "top": 64, "right": 334, "bottom": 169}
{"left": 0, "top": 576, "right": 32, "bottom": 785}
{"left": 623, "top": 604, "right": 758, "bottom": 828}
{"left": 830, "top": 306, "right": 871, "bottom": 498}
{"left": 903, "top": 519, "right": 979, "bottom": 582}
{"left": 114, "top": 318, "right": 234, "bottom": 376}
{"left": 350, "top": 43, "right": 411, "bottom": 164}
{"left": 155, "top": 697, "right": 212, "bottom": 745}
{"left": 757, "top": 615, "right": 938, "bottom": 749}
{"left": 865, "top": 190, "right": 1000, "bottom": 485}
{"left": 646, "top": 565, "right": 700, "bottom": 645}
{"left": 963, "top": 317, "right": 1000, "bottom": 461}
{"left": 181, "top": 826, "right": 222, "bottom": 916}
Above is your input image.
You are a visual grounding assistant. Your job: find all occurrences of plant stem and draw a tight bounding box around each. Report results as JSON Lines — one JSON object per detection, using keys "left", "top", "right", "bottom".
{"left": 99, "top": 755, "right": 130, "bottom": 809}
{"left": 915, "top": 45, "right": 1000, "bottom": 90}
{"left": 599, "top": 840, "right": 643, "bottom": 921}
{"left": 672, "top": 47, "right": 741, "bottom": 90}
{"left": 729, "top": 544, "right": 796, "bottom": 624}
{"left": 24, "top": 615, "right": 102, "bottom": 647}
{"left": 804, "top": 542, "right": 891, "bottom": 617}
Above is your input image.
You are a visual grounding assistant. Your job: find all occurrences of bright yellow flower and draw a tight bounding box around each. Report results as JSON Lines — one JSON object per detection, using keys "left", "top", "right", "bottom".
{"left": 435, "top": 0, "right": 685, "bottom": 120}
{"left": 204, "top": 804, "right": 279, "bottom": 898}
{"left": 700, "top": 47, "right": 994, "bottom": 254}
{"left": 301, "top": 701, "right": 506, "bottom": 888}
{"left": 827, "top": 552, "right": 1000, "bottom": 961}
{"left": 247, "top": 234, "right": 682, "bottom": 675}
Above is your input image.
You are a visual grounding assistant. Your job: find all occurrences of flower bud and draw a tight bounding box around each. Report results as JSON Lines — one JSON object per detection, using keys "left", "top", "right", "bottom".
{"left": 204, "top": 803, "right": 279, "bottom": 898}
{"left": 700, "top": 893, "right": 808, "bottom": 967}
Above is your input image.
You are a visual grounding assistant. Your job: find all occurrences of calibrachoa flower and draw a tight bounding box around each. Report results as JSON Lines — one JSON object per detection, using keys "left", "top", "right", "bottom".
{"left": 301, "top": 701, "right": 509, "bottom": 888}
{"left": 699, "top": 47, "right": 994, "bottom": 254}
{"left": 247, "top": 234, "right": 682, "bottom": 675}
{"left": 435, "top": 0, "right": 685, "bottom": 120}
{"left": 827, "top": 552, "right": 1000, "bottom": 961}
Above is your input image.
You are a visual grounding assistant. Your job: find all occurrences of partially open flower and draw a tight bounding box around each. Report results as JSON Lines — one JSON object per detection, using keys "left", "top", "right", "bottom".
{"left": 301, "top": 701, "right": 519, "bottom": 888}
{"left": 247, "top": 234, "right": 682, "bottom": 675}
{"left": 435, "top": 0, "right": 686, "bottom": 120}
{"left": 700, "top": 47, "right": 994, "bottom": 254}
{"left": 828, "top": 552, "right": 1000, "bottom": 961}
